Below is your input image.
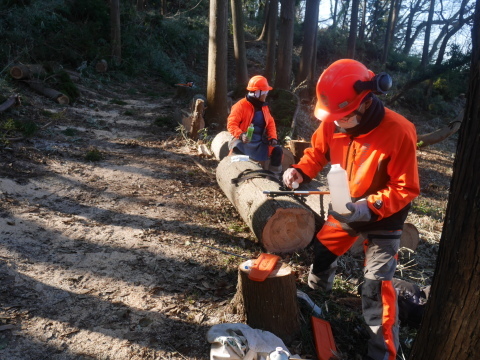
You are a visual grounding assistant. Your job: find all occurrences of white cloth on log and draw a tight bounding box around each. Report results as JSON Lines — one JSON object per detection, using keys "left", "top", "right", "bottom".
{"left": 206, "top": 323, "right": 290, "bottom": 360}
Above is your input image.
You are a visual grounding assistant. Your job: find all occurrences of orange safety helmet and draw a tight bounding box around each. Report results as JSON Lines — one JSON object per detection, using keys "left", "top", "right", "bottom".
{"left": 246, "top": 75, "right": 273, "bottom": 92}
{"left": 314, "top": 59, "right": 375, "bottom": 123}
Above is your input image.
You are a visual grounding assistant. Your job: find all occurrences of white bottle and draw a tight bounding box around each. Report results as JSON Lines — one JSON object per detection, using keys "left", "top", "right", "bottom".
{"left": 268, "top": 347, "right": 289, "bottom": 360}
{"left": 327, "top": 164, "right": 351, "bottom": 214}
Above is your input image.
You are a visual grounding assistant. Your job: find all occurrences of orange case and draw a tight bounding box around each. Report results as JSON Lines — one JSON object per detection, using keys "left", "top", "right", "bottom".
{"left": 311, "top": 317, "right": 337, "bottom": 360}
{"left": 248, "top": 253, "right": 280, "bottom": 282}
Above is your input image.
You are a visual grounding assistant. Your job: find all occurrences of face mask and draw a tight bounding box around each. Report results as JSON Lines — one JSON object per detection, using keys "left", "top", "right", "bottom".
{"left": 334, "top": 114, "right": 359, "bottom": 129}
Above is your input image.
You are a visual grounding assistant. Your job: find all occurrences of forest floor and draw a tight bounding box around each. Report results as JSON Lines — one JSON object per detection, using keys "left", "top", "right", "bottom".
{"left": 0, "top": 73, "right": 458, "bottom": 360}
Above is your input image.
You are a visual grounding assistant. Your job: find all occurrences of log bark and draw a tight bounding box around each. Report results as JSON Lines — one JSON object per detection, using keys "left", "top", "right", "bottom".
{"left": 10, "top": 64, "right": 46, "bottom": 80}
{"left": 216, "top": 156, "right": 315, "bottom": 253}
{"left": 233, "top": 260, "right": 300, "bottom": 343}
{"left": 0, "top": 95, "right": 21, "bottom": 113}
{"left": 211, "top": 131, "right": 295, "bottom": 171}
{"left": 24, "top": 80, "right": 69, "bottom": 105}
{"left": 211, "top": 130, "right": 231, "bottom": 160}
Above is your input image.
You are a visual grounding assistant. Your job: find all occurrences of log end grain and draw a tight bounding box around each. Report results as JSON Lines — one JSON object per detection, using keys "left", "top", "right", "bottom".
{"left": 261, "top": 207, "right": 315, "bottom": 253}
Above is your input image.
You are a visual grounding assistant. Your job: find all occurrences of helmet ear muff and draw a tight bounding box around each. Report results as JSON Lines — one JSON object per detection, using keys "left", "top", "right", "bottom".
{"left": 354, "top": 72, "right": 392, "bottom": 95}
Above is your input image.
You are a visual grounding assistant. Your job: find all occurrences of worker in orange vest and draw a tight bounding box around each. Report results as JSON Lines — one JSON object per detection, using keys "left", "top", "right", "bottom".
{"left": 227, "top": 75, "right": 283, "bottom": 177}
{"left": 283, "top": 59, "right": 420, "bottom": 360}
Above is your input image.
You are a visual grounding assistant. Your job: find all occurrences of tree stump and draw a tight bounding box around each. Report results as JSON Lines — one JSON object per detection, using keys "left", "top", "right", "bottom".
{"left": 288, "top": 139, "right": 311, "bottom": 163}
{"left": 216, "top": 156, "right": 315, "bottom": 252}
{"left": 95, "top": 59, "right": 108, "bottom": 73}
{"left": 349, "top": 222, "right": 420, "bottom": 255}
{"left": 182, "top": 96, "right": 206, "bottom": 139}
{"left": 233, "top": 260, "right": 300, "bottom": 343}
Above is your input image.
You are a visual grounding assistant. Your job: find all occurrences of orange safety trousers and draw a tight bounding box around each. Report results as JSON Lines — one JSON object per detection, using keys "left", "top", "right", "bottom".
{"left": 313, "top": 216, "right": 400, "bottom": 360}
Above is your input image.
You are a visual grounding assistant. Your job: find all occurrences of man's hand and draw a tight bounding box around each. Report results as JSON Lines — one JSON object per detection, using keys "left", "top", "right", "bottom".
{"left": 269, "top": 138, "right": 278, "bottom": 146}
{"left": 283, "top": 168, "right": 303, "bottom": 189}
{"left": 329, "top": 200, "right": 373, "bottom": 223}
{"left": 240, "top": 133, "right": 250, "bottom": 143}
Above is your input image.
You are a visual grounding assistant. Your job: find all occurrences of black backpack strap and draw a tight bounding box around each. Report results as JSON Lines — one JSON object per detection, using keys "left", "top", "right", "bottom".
{"left": 231, "top": 169, "right": 282, "bottom": 185}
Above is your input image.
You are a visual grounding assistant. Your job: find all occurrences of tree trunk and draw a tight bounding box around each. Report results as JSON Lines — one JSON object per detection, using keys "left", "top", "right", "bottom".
{"left": 257, "top": 0, "right": 270, "bottom": 41}
{"left": 230, "top": 0, "right": 249, "bottom": 88}
{"left": 275, "top": 0, "right": 295, "bottom": 89}
{"left": 421, "top": 0, "right": 435, "bottom": 68}
{"left": 409, "top": 1, "right": 480, "bottom": 357}
{"left": 232, "top": 260, "right": 300, "bottom": 343}
{"left": 216, "top": 157, "right": 316, "bottom": 253}
{"left": 381, "top": 0, "right": 396, "bottom": 64}
{"left": 297, "top": 0, "right": 320, "bottom": 86}
{"left": 358, "top": 0, "right": 367, "bottom": 43}
{"left": 110, "top": 0, "right": 122, "bottom": 65}
{"left": 347, "top": 0, "right": 360, "bottom": 58}
{"left": 160, "top": 0, "right": 166, "bottom": 15}
{"left": 206, "top": 0, "right": 229, "bottom": 127}
{"left": 265, "top": 0, "right": 278, "bottom": 82}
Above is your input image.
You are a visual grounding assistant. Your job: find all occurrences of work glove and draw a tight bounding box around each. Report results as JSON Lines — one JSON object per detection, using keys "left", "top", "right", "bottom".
{"left": 269, "top": 138, "right": 278, "bottom": 146}
{"left": 329, "top": 199, "right": 373, "bottom": 223}
{"left": 240, "top": 133, "right": 250, "bottom": 143}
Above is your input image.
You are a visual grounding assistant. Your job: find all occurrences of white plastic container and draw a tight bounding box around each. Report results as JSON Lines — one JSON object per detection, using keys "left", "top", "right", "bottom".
{"left": 327, "top": 164, "right": 351, "bottom": 214}
{"left": 268, "top": 347, "right": 289, "bottom": 360}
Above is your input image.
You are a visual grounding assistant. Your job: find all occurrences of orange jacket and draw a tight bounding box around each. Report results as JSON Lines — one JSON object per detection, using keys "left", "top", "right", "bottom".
{"left": 294, "top": 108, "right": 420, "bottom": 221}
{"left": 227, "top": 97, "right": 277, "bottom": 141}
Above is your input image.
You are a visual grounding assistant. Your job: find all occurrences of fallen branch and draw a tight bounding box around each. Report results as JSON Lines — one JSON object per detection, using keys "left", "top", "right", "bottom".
{"left": 0, "top": 95, "right": 21, "bottom": 112}
{"left": 417, "top": 109, "right": 463, "bottom": 148}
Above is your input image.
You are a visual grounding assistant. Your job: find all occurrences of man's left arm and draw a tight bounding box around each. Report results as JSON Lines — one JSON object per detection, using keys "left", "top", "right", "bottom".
{"left": 366, "top": 125, "right": 420, "bottom": 220}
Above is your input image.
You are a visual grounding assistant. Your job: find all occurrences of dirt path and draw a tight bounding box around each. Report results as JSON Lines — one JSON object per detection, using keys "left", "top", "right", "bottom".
{"left": 0, "top": 80, "right": 253, "bottom": 359}
{"left": 0, "top": 77, "right": 455, "bottom": 360}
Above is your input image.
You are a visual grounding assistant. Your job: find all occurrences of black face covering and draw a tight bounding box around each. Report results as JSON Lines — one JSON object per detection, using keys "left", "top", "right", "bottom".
{"left": 246, "top": 95, "right": 266, "bottom": 111}
{"left": 340, "top": 94, "right": 385, "bottom": 137}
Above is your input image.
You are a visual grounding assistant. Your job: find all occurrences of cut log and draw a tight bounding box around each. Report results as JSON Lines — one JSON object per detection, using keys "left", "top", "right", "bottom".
{"left": 349, "top": 222, "right": 420, "bottom": 255}
{"left": 232, "top": 260, "right": 300, "bottom": 343}
{"left": 288, "top": 139, "right": 311, "bottom": 163}
{"left": 211, "top": 131, "right": 295, "bottom": 171}
{"left": 95, "top": 59, "right": 108, "bottom": 73}
{"left": 63, "top": 69, "right": 81, "bottom": 82}
{"left": 10, "top": 64, "right": 46, "bottom": 80}
{"left": 216, "top": 156, "right": 315, "bottom": 253}
{"left": 0, "top": 95, "right": 21, "bottom": 113}
{"left": 211, "top": 131, "right": 232, "bottom": 160}
{"left": 24, "top": 80, "right": 69, "bottom": 105}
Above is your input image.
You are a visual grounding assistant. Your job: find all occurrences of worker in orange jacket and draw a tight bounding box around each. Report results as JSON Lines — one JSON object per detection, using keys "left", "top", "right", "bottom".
{"left": 227, "top": 75, "right": 283, "bottom": 177}
{"left": 283, "top": 59, "right": 420, "bottom": 360}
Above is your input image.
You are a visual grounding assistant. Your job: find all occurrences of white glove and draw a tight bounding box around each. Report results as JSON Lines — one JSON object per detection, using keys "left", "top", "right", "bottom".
{"left": 282, "top": 168, "right": 303, "bottom": 189}
{"left": 329, "top": 200, "right": 373, "bottom": 223}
